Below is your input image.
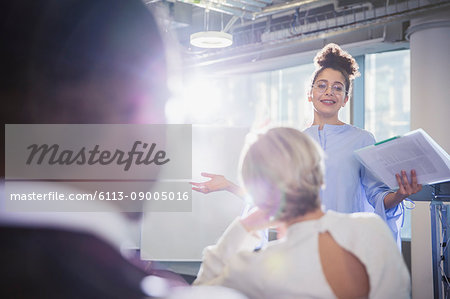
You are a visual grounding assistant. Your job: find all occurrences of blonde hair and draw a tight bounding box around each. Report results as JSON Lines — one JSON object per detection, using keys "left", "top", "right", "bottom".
{"left": 240, "top": 127, "right": 324, "bottom": 222}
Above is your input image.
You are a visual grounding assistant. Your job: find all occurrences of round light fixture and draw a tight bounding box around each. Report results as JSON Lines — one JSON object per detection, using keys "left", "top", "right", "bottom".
{"left": 190, "top": 31, "right": 233, "bottom": 49}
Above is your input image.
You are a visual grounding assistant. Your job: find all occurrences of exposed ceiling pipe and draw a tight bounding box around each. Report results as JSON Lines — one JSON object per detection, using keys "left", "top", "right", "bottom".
{"left": 176, "top": 0, "right": 248, "bottom": 18}
{"left": 177, "top": 0, "right": 330, "bottom": 20}
{"left": 221, "top": 0, "right": 261, "bottom": 13}
{"left": 240, "top": 0, "right": 267, "bottom": 8}
{"left": 251, "top": 0, "right": 332, "bottom": 20}
{"left": 223, "top": 16, "right": 240, "bottom": 33}
{"left": 187, "top": 0, "right": 450, "bottom": 67}
{"left": 333, "top": 1, "right": 373, "bottom": 12}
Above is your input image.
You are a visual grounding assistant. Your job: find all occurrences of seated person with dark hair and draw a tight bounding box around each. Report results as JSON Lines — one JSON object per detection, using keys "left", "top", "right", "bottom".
{"left": 0, "top": 0, "right": 184, "bottom": 297}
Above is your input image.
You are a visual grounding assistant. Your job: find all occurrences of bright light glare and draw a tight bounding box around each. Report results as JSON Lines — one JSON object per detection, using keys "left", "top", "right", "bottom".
{"left": 165, "top": 97, "right": 186, "bottom": 123}
{"left": 182, "top": 76, "right": 223, "bottom": 123}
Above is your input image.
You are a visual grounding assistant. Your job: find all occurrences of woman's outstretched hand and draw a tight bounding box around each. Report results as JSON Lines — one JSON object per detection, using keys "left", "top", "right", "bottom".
{"left": 190, "top": 172, "right": 247, "bottom": 198}
{"left": 190, "top": 172, "right": 231, "bottom": 194}
{"left": 384, "top": 169, "right": 422, "bottom": 209}
{"left": 190, "top": 172, "right": 247, "bottom": 199}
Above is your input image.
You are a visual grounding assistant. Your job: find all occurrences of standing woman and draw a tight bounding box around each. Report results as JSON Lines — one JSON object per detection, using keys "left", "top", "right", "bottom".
{"left": 302, "top": 43, "right": 421, "bottom": 246}
{"left": 191, "top": 43, "right": 421, "bottom": 246}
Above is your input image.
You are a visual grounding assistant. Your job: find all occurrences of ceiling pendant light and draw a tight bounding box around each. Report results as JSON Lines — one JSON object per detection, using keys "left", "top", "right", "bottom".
{"left": 190, "top": 10, "right": 232, "bottom": 49}
{"left": 190, "top": 31, "right": 232, "bottom": 48}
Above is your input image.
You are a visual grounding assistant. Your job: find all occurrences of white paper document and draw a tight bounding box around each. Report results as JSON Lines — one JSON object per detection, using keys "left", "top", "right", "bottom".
{"left": 355, "top": 129, "right": 450, "bottom": 189}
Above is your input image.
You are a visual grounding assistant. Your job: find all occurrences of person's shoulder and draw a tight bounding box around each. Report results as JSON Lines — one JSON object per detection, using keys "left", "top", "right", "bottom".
{"left": 324, "top": 211, "right": 400, "bottom": 262}
{"left": 343, "top": 124, "right": 376, "bottom": 146}
{"left": 325, "top": 209, "right": 381, "bottom": 223}
{"left": 344, "top": 124, "right": 375, "bottom": 139}
{"left": 348, "top": 211, "right": 386, "bottom": 227}
{"left": 0, "top": 225, "right": 149, "bottom": 298}
{"left": 325, "top": 210, "right": 389, "bottom": 236}
{"left": 302, "top": 125, "right": 316, "bottom": 135}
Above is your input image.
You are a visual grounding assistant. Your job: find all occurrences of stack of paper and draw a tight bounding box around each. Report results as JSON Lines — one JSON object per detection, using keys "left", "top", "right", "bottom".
{"left": 355, "top": 129, "right": 450, "bottom": 189}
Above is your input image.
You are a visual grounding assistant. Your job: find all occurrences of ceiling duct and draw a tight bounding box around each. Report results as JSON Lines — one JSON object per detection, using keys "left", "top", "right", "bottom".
{"left": 253, "top": 0, "right": 333, "bottom": 19}
{"left": 185, "top": 0, "right": 450, "bottom": 71}
{"left": 176, "top": 0, "right": 334, "bottom": 20}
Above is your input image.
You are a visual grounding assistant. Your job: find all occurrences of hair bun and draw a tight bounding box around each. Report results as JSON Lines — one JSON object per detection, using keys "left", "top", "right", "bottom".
{"left": 314, "top": 43, "right": 360, "bottom": 79}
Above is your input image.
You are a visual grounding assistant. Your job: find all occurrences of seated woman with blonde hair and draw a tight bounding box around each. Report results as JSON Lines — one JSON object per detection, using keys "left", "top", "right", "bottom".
{"left": 194, "top": 127, "right": 410, "bottom": 298}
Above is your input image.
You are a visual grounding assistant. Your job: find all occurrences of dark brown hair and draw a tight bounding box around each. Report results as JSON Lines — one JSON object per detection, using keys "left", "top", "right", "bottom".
{"left": 311, "top": 43, "right": 360, "bottom": 96}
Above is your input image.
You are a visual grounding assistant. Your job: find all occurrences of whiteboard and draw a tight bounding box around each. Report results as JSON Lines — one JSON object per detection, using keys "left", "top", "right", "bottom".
{"left": 140, "top": 126, "right": 249, "bottom": 261}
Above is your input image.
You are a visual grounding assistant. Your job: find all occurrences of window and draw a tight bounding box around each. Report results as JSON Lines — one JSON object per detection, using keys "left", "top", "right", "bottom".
{"left": 365, "top": 49, "right": 411, "bottom": 240}
{"left": 365, "top": 50, "right": 411, "bottom": 140}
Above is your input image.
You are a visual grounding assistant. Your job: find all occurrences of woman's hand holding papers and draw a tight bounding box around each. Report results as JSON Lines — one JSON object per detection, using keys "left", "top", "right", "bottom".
{"left": 384, "top": 169, "right": 422, "bottom": 209}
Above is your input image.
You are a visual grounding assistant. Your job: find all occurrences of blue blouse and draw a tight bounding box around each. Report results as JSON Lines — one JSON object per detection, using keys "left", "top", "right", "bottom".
{"left": 304, "top": 124, "right": 403, "bottom": 247}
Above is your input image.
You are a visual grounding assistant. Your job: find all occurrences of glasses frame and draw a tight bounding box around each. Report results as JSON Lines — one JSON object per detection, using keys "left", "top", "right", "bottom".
{"left": 312, "top": 80, "right": 348, "bottom": 96}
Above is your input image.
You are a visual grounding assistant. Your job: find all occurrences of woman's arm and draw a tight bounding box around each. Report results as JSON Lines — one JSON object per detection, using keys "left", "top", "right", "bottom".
{"left": 194, "top": 208, "right": 274, "bottom": 285}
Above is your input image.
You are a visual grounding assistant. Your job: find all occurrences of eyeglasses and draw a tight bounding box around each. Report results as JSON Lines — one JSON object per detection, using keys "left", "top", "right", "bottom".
{"left": 312, "top": 80, "right": 347, "bottom": 96}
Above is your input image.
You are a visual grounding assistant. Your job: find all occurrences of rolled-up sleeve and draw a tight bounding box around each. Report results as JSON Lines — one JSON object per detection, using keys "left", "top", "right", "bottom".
{"left": 357, "top": 133, "right": 403, "bottom": 246}
{"left": 360, "top": 158, "right": 403, "bottom": 247}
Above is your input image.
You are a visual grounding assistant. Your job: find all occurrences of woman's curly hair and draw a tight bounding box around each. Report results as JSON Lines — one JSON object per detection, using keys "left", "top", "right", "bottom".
{"left": 311, "top": 43, "right": 360, "bottom": 96}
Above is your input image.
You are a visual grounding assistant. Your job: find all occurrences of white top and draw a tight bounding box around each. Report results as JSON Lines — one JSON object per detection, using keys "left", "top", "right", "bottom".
{"left": 194, "top": 210, "right": 411, "bottom": 299}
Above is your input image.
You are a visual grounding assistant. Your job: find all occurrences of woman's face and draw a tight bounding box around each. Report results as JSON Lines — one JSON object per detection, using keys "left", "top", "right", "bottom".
{"left": 308, "top": 68, "right": 349, "bottom": 120}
